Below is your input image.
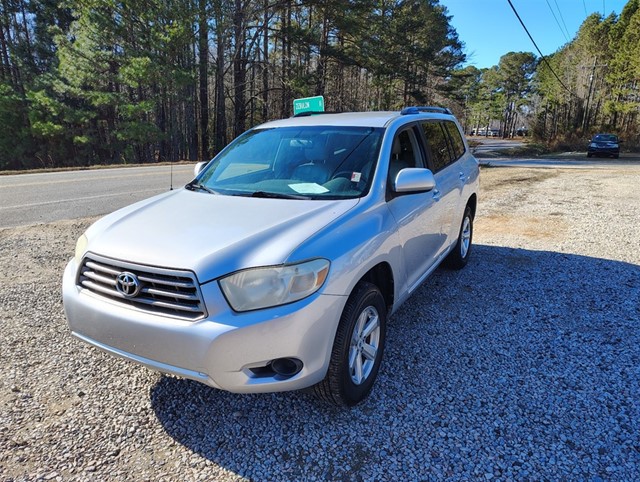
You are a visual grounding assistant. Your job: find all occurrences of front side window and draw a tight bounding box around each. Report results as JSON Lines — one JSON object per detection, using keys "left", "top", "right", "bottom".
{"left": 195, "top": 126, "right": 383, "bottom": 199}
{"left": 388, "top": 128, "right": 422, "bottom": 185}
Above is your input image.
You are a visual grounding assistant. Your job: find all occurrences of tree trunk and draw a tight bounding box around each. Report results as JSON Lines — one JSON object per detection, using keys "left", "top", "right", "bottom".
{"left": 213, "top": 16, "right": 227, "bottom": 153}
{"left": 232, "top": 0, "right": 246, "bottom": 137}
{"left": 198, "top": 0, "right": 209, "bottom": 160}
{"left": 315, "top": 11, "right": 328, "bottom": 98}
{"left": 0, "top": 13, "right": 11, "bottom": 82}
{"left": 261, "top": 0, "right": 269, "bottom": 122}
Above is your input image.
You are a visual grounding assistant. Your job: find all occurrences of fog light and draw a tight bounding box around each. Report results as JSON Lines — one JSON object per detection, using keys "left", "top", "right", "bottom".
{"left": 270, "top": 358, "right": 303, "bottom": 378}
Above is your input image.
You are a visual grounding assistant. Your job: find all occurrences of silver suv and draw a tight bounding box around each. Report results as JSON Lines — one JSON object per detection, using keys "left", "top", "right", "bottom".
{"left": 63, "top": 107, "right": 479, "bottom": 406}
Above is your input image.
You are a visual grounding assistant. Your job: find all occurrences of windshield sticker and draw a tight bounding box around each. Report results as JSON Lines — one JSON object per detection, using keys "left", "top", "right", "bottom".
{"left": 350, "top": 172, "right": 361, "bottom": 182}
{"left": 289, "top": 183, "right": 330, "bottom": 194}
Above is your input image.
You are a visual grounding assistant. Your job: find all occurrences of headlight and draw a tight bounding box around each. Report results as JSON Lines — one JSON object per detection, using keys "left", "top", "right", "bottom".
{"left": 219, "top": 259, "right": 330, "bottom": 312}
{"left": 589, "top": 143, "right": 597, "bottom": 148}
{"left": 75, "top": 234, "right": 88, "bottom": 264}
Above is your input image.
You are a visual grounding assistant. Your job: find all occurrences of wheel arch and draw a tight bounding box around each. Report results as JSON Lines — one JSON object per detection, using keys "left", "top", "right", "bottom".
{"left": 358, "top": 262, "right": 394, "bottom": 315}
{"left": 466, "top": 193, "right": 477, "bottom": 219}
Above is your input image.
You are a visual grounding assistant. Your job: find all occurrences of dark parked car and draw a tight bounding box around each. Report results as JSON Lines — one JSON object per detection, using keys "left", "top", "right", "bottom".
{"left": 587, "top": 133, "right": 620, "bottom": 158}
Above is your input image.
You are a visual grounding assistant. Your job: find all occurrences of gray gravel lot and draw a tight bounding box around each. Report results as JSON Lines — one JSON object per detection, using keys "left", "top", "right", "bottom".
{"left": 1, "top": 166, "right": 639, "bottom": 481}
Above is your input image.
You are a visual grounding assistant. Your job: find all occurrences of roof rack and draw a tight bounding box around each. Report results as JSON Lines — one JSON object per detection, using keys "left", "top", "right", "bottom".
{"left": 400, "top": 106, "right": 452, "bottom": 115}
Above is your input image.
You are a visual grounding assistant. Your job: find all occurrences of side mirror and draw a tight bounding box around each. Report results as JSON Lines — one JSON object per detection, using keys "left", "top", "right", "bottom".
{"left": 393, "top": 168, "right": 436, "bottom": 193}
{"left": 194, "top": 161, "right": 207, "bottom": 177}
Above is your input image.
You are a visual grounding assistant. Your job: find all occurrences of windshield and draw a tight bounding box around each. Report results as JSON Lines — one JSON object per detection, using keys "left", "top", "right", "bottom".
{"left": 593, "top": 134, "right": 618, "bottom": 143}
{"left": 195, "top": 126, "right": 384, "bottom": 199}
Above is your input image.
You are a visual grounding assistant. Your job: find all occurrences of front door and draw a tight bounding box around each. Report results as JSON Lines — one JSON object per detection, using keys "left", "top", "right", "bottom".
{"left": 386, "top": 127, "right": 448, "bottom": 292}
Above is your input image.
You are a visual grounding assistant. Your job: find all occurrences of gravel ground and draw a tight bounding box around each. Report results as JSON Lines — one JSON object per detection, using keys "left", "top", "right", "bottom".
{"left": 1, "top": 166, "right": 639, "bottom": 481}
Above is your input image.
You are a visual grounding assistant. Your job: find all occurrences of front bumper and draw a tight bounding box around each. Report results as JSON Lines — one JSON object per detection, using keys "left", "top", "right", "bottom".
{"left": 588, "top": 146, "right": 619, "bottom": 157}
{"left": 62, "top": 259, "right": 347, "bottom": 393}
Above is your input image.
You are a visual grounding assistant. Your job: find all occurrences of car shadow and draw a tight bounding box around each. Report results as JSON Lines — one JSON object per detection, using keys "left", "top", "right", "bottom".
{"left": 149, "top": 244, "right": 640, "bottom": 480}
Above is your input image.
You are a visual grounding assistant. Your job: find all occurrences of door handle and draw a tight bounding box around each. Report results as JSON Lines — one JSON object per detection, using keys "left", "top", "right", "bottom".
{"left": 459, "top": 171, "right": 467, "bottom": 182}
{"left": 432, "top": 189, "right": 441, "bottom": 201}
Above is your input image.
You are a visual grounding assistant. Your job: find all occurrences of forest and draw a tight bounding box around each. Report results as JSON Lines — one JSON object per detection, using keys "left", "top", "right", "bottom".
{"left": 1, "top": 0, "right": 639, "bottom": 170}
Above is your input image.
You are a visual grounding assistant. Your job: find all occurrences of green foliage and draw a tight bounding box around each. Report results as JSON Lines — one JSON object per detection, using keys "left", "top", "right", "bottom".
{"left": 534, "top": 2, "right": 640, "bottom": 144}
{"left": 1, "top": 0, "right": 469, "bottom": 169}
{"left": 119, "top": 57, "right": 153, "bottom": 88}
{"left": 0, "top": 84, "right": 30, "bottom": 170}
{"left": 449, "top": 53, "right": 537, "bottom": 136}
{"left": 496, "top": 52, "right": 537, "bottom": 100}
{"left": 357, "top": 0, "right": 464, "bottom": 106}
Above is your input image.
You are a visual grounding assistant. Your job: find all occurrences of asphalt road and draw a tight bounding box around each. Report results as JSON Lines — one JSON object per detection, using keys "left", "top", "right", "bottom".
{"left": 3, "top": 155, "right": 640, "bottom": 229}
{"left": 470, "top": 136, "right": 640, "bottom": 168}
{"left": 479, "top": 157, "right": 640, "bottom": 169}
{"left": 469, "top": 137, "right": 525, "bottom": 154}
{"left": 0, "top": 164, "right": 195, "bottom": 229}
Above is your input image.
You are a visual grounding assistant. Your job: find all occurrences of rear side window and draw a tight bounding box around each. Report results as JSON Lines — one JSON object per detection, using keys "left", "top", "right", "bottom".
{"left": 420, "top": 122, "right": 452, "bottom": 171}
{"left": 444, "top": 121, "right": 466, "bottom": 160}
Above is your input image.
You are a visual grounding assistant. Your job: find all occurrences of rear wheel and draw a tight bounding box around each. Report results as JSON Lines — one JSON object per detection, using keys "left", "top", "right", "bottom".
{"left": 313, "top": 282, "right": 386, "bottom": 406}
{"left": 443, "top": 205, "right": 473, "bottom": 270}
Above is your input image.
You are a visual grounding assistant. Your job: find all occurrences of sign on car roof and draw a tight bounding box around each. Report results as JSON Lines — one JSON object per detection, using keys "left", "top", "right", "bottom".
{"left": 293, "top": 95, "right": 325, "bottom": 116}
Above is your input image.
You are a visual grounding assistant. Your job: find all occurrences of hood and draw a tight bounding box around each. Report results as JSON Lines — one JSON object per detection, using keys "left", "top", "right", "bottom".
{"left": 85, "top": 189, "right": 358, "bottom": 282}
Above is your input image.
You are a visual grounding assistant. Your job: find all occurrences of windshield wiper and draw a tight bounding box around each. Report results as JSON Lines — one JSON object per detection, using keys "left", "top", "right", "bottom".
{"left": 185, "top": 181, "right": 219, "bottom": 195}
{"left": 250, "top": 190, "right": 311, "bottom": 200}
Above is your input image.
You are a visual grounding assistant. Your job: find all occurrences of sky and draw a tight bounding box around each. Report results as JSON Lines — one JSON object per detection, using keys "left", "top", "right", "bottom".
{"left": 442, "top": 0, "right": 630, "bottom": 69}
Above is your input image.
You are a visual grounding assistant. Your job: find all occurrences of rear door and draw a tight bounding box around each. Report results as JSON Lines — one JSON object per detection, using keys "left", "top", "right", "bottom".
{"left": 419, "top": 121, "right": 465, "bottom": 247}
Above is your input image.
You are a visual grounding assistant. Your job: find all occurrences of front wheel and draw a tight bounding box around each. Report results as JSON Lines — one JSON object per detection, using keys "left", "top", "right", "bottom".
{"left": 313, "top": 282, "right": 386, "bottom": 406}
{"left": 443, "top": 205, "right": 473, "bottom": 270}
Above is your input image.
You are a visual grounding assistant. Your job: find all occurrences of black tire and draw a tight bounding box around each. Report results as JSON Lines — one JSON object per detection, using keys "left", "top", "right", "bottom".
{"left": 313, "top": 282, "right": 386, "bottom": 406}
{"left": 587, "top": 153, "right": 592, "bottom": 158}
{"left": 614, "top": 154, "right": 619, "bottom": 159}
{"left": 443, "top": 205, "right": 473, "bottom": 270}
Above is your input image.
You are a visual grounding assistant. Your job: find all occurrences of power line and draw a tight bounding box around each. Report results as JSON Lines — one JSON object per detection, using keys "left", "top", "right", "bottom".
{"left": 506, "top": 0, "right": 575, "bottom": 97}
{"left": 583, "top": 0, "right": 588, "bottom": 17}
{"left": 552, "top": 0, "right": 572, "bottom": 41}
{"left": 545, "top": 0, "right": 570, "bottom": 42}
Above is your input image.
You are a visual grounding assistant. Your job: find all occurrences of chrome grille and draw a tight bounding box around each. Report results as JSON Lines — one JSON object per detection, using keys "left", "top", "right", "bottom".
{"left": 77, "top": 254, "right": 207, "bottom": 321}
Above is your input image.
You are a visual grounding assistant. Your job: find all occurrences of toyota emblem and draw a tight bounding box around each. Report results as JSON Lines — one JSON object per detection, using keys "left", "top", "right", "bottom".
{"left": 115, "top": 272, "right": 141, "bottom": 298}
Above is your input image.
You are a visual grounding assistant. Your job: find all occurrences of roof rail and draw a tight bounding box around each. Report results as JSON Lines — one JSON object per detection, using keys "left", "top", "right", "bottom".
{"left": 400, "top": 106, "right": 452, "bottom": 115}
